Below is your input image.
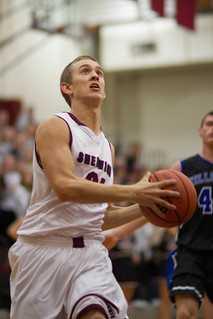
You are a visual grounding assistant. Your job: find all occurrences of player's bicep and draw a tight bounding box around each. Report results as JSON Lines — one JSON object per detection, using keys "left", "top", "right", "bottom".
{"left": 36, "top": 116, "right": 76, "bottom": 191}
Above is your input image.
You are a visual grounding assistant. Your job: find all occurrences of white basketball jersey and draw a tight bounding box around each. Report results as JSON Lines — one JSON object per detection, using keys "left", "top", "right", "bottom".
{"left": 18, "top": 112, "right": 114, "bottom": 241}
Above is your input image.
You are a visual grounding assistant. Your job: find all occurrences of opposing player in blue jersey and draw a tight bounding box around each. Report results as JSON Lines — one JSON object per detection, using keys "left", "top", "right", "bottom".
{"left": 169, "top": 111, "right": 213, "bottom": 319}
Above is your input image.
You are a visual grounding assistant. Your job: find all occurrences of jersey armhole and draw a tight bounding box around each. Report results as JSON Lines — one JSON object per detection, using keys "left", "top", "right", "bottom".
{"left": 54, "top": 115, "right": 73, "bottom": 149}
{"left": 180, "top": 160, "right": 184, "bottom": 173}
{"left": 35, "top": 142, "right": 43, "bottom": 169}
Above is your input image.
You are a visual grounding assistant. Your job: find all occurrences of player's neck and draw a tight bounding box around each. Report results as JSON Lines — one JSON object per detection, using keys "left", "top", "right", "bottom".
{"left": 70, "top": 105, "right": 101, "bottom": 135}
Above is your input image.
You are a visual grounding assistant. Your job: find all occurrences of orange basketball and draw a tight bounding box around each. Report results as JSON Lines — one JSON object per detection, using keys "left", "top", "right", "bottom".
{"left": 140, "top": 169, "right": 197, "bottom": 228}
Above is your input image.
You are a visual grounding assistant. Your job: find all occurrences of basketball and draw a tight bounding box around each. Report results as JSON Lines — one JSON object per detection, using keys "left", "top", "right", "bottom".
{"left": 140, "top": 169, "right": 197, "bottom": 228}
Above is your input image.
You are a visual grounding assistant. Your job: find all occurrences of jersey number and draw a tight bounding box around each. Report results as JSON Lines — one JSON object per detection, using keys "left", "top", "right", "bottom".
{"left": 198, "top": 187, "right": 212, "bottom": 215}
{"left": 86, "top": 172, "right": 106, "bottom": 184}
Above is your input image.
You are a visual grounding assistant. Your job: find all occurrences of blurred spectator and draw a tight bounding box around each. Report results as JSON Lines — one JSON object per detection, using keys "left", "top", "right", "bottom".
{"left": 23, "top": 147, "right": 33, "bottom": 164}
{"left": 10, "top": 132, "right": 28, "bottom": 159}
{"left": 20, "top": 166, "right": 33, "bottom": 193}
{"left": 24, "top": 122, "right": 37, "bottom": 149}
{"left": 1, "top": 154, "right": 21, "bottom": 190}
{"left": 15, "top": 105, "right": 35, "bottom": 131}
{"left": 132, "top": 223, "right": 155, "bottom": 304}
{"left": 150, "top": 226, "right": 177, "bottom": 319}
{"left": 109, "top": 221, "right": 138, "bottom": 304}
{"left": 0, "top": 109, "right": 10, "bottom": 130}
{"left": 127, "top": 166, "right": 143, "bottom": 185}
{"left": 126, "top": 142, "right": 142, "bottom": 173}
{"left": 113, "top": 154, "right": 128, "bottom": 185}
{"left": 0, "top": 126, "right": 16, "bottom": 162}
{"left": 0, "top": 154, "right": 30, "bottom": 220}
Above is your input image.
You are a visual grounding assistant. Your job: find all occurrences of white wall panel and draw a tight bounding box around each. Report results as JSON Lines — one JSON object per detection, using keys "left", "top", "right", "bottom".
{"left": 100, "top": 15, "right": 213, "bottom": 71}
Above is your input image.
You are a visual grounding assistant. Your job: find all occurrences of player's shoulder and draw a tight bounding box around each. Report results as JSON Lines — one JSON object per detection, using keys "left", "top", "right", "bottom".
{"left": 170, "top": 161, "right": 181, "bottom": 171}
{"left": 182, "top": 154, "right": 201, "bottom": 166}
{"left": 171, "top": 155, "right": 199, "bottom": 173}
{"left": 38, "top": 113, "right": 69, "bottom": 128}
{"left": 181, "top": 154, "right": 204, "bottom": 175}
{"left": 35, "top": 113, "right": 70, "bottom": 141}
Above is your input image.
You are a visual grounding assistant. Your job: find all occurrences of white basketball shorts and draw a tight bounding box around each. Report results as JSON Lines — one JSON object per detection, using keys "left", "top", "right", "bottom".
{"left": 8, "top": 236, "right": 129, "bottom": 319}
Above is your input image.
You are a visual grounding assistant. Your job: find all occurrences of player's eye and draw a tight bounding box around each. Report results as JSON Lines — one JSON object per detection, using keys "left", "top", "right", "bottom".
{"left": 97, "top": 70, "right": 103, "bottom": 77}
{"left": 82, "top": 69, "right": 89, "bottom": 74}
{"left": 206, "top": 121, "right": 213, "bottom": 127}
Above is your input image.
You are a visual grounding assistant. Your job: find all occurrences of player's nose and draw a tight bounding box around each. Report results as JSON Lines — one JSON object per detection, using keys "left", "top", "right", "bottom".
{"left": 91, "top": 70, "right": 99, "bottom": 80}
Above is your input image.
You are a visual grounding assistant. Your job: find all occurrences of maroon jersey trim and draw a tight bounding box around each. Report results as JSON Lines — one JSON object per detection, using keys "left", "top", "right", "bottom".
{"left": 35, "top": 142, "right": 43, "bottom": 169}
{"left": 66, "top": 112, "right": 86, "bottom": 127}
{"left": 54, "top": 115, "right": 73, "bottom": 149}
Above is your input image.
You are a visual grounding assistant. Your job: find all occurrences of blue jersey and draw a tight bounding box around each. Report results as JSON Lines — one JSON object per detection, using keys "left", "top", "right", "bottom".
{"left": 177, "top": 154, "right": 213, "bottom": 250}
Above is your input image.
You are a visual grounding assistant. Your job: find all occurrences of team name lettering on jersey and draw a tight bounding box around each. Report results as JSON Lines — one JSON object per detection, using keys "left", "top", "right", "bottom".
{"left": 77, "top": 152, "right": 112, "bottom": 177}
{"left": 190, "top": 171, "right": 213, "bottom": 186}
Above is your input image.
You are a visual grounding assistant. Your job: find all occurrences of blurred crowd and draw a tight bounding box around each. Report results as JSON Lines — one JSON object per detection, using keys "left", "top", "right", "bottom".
{"left": 0, "top": 107, "right": 37, "bottom": 310}
{"left": 0, "top": 107, "right": 177, "bottom": 318}
{"left": 0, "top": 108, "right": 37, "bottom": 245}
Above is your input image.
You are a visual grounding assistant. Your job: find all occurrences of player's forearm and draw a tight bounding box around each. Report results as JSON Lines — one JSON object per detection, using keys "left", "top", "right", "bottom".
{"left": 102, "top": 204, "right": 143, "bottom": 230}
{"left": 54, "top": 177, "right": 136, "bottom": 204}
{"left": 103, "top": 215, "right": 147, "bottom": 234}
{"left": 102, "top": 216, "right": 147, "bottom": 250}
{"left": 53, "top": 172, "right": 180, "bottom": 213}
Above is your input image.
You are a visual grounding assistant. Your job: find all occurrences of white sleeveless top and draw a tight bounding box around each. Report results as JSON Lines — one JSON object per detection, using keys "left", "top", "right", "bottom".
{"left": 18, "top": 112, "right": 114, "bottom": 241}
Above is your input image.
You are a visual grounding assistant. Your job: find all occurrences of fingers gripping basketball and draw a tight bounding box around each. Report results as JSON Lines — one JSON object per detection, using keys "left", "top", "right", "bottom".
{"left": 140, "top": 169, "right": 197, "bottom": 228}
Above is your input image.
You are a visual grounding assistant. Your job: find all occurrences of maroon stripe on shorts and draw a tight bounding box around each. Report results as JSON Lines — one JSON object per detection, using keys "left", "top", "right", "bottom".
{"left": 72, "top": 236, "right": 85, "bottom": 248}
{"left": 70, "top": 294, "right": 119, "bottom": 319}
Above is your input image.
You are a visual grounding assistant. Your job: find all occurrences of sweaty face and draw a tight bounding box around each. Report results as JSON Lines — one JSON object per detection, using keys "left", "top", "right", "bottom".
{"left": 69, "top": 59, "right": 106, "bottom": 105}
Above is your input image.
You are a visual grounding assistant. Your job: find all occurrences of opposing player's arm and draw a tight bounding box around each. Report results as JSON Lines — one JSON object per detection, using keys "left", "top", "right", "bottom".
{"left": 36, "top": 116, "right": 180, "bottom": 211}
{"left": 103, "top": 216, "right": 147, "bottom": 250}
{"left": 103, "top": 203, "right": 143, "bottom": 230}
{"left": 6, "top": 216, "right": 24, "bottom": 241}
{"left": 171, "top": 161, "right": 181, "bottom": 171}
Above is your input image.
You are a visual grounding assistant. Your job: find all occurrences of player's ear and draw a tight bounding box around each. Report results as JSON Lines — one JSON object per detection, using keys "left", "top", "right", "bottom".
{"left": 61, "top": 82, "right": 72, "bottom": 95}
{"left": 198, "top": 127, "right": 203, "bottom": 138}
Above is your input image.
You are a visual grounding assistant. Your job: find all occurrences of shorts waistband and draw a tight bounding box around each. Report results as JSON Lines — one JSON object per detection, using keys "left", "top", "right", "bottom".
{"left": 18, "top": 235, "right": 102, "bottom": 248}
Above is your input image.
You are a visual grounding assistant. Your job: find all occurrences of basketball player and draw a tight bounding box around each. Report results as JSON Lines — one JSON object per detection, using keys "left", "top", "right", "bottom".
{"left": 8, "top": 56, "right": 179, "bottom": 319}
{"left": 168, "top": 111, "right": 213, "bottom": 319}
